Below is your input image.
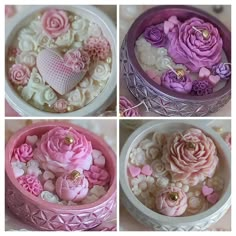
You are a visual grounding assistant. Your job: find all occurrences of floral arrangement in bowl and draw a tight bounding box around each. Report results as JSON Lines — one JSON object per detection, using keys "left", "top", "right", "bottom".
{"left": 7, "top": 8, "right": 112, "bottom": 113}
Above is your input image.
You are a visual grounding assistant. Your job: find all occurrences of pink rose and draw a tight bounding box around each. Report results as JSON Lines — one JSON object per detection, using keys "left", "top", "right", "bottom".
{"left": 53, "top": 99, "right": 68, "bottom": 113}
{"left": 84, "top": 165, "right": 110, "bottom": 188}
{"left": 162, "top": 128, "right": 219, "bottom": 186}
{"left": 156, "top": 186, "right": 188, "bottom": 216}
{"left": 55, "top": 172, "right": 89, "bottom": 202}
{"left": 9, "top": 64, "right": 30, "bottom": 85}
{"left": 17, "top": 175, "right": 43, "bottom": 197}
{"left": 12, "top": 143, "right": 33, "bottom": 163}
{"left": 41, "top": 9, "right": 70, "bottom": 38}
{"left": 34, "top": 127, "right": 92, "bottom": 175}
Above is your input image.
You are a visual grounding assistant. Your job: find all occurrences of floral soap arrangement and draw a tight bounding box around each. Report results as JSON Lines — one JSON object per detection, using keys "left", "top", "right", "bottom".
{"left": 128, "top": 128, "right": 225, "bottom": 216}
{"left": 135, "top": 16, "right": 231, "bottom": 95}
{"left": 11, "top": 126, "right": 111, "bottom": 205}
{"left": 7, "top": 8, "right": 112, "bottom": 113}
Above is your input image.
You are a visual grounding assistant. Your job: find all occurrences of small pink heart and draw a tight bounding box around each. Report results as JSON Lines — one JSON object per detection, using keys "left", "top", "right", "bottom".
{"left": 207, "top": 192, "right": 220, "bottom": 204}
{"left": 199, "top": 67, "right": 211, "bottom": 79}
{"left": 37, "top": 49, "right": 86, "bottom": 95}
{"left": 208, "top": 75, "right": 220, "bottom": 86}
{"left": 202, "top": 185, "right": 214, "bottom": 196}
{"left": 128, "top": 165, "right": 141, "bottom": 177}
{"left": 164, "top": 21, "right": 174, "bottom": 34}
{"left": 26, "top": 135, "right": 38, "bottom": 146}
{"left": 141, "top": 164, "right": 152, "bottom": 176}
{"left": 168, "top": 15, "right": 179, "bottom": 25}
{"left": 44, "top": 180, "right": 55, "bottom": 192}
{"left": 94, "top": 155, "right": 106, "bottom": 168}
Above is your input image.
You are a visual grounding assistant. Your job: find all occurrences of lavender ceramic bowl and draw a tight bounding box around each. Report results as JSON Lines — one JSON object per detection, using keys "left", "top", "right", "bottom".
{"left": 5, "top": 122, "right": 116, "bottom": 231}
{"left": 120, "top": 5, "right": 231, "bottom": 116}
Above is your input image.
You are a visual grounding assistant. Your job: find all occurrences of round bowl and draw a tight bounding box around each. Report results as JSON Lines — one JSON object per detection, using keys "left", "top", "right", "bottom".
{"left": 5, "top": 122, "right": 116, "bottom": 231}
{"left": 120, "top": 5, "right": 231, "bottom": 116}
{"left": 5, "top": 5, "right": 117, "bottom": 117}
{"left": 120, "top": 120, "right": 231, "bottom": 231}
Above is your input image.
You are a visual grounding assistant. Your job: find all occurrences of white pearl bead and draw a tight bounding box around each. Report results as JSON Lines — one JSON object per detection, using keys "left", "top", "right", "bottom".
{"left": 182, "top": 185, "right": 189, "bottom": 192}
{"left": 176, "top": 182, "right": 183, "bottom": 188}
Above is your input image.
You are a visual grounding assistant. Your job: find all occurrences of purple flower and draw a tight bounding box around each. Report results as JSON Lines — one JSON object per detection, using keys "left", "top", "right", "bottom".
{"left": 167, "top": 17, "right": 223, "bottom": 72}
{"left": 161, "top": 70, "right": 192, "bottom": 94}
{"left": 144, "top": 24, "right": 168, "bottom": 48}
{"left": 191, "top": 80, "right": 213, "bottom": 96}
{"left": 120, "top": 96, "right": 140, "bottom": 117}
{"left": 212, "top": 63, "right": 231, "bottom": 80}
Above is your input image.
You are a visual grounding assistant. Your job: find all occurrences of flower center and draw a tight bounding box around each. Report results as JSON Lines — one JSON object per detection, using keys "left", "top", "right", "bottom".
{"left": 175, "top": 69, "right": 185, "bottom": 79}
{"left": 202, "top": 29, "right": 210, "bottom": 39}
{"left": 70, "top": 170, "right": 81, "bottom": 180}
{"left": 64, "top": 136, "right": 74, "bottom": 145}
{"left": 186, "top": 142, "right": 195, "bottom": 149}
{"left": 168, "top": 192, "right": 179, "bottom": 201}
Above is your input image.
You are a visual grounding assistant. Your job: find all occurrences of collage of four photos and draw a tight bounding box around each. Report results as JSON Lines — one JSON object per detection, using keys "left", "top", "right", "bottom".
{"left": 4, "top": 3, "right": 231, "bottom": 231}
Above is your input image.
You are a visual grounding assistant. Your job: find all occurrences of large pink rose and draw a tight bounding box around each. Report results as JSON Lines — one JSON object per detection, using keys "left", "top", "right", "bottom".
{"left": 34, "top": 127, "right": 92, "bottom": 175}
{"left": 162, "top": 128, "right": 219, "bottom": 186}
{"left": 41, "top": 9, "right": 70, "bottom": 38}
{"left": 156, "top": 186, "right": 187, "bottom": 216}
{"left": 9, "top": 64, "right": 30, "bottom": 85}
{"left": 55, "top": 172, "right": 89, "bottom": 202}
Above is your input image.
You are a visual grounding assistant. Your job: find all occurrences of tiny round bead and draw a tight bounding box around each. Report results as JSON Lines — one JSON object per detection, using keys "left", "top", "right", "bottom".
{"left": 106, "top": 57, "right": 112, "bottom": 64}
{"left": 9, "top": 56, "right": 15, "bottom": 62}
{"left": 176, "top": 182, "right": 183, "bottom": 188}
{"left": 182, "top": 185, "right": 189, "bottom": 192}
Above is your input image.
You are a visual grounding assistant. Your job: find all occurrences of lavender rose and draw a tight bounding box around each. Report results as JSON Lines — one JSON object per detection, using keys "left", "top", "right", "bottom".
{"left": 167, "top": 17, "right": 223, "bottom": 72}
{"left": 144, "top": 24, "right": 167, "bottom": 48}
{"left": 212, "top": 63, "right": 231, "bottom": 79}
{"left": 161, "top": 70, "right": 192, "bottom": 94}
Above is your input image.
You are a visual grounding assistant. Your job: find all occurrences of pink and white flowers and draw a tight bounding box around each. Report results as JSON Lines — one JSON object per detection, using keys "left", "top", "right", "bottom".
{"left": 12, "top": 143, "right": 33, "bottom": 163}
{"left": 9, "top": 64, "right": 30, "bottom": 86}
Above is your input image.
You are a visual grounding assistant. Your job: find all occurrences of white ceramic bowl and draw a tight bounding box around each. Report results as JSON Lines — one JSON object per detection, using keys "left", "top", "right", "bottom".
{"left": 5, "top": 5, "right": 116, "bottom": 117}
{"left": 120, "top": 120, "right": 231, "bottom": 231}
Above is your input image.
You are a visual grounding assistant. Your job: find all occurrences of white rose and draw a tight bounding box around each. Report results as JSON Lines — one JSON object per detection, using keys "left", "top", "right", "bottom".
{"left": 36, "top": 34, "right": 54, "bottom": 48}
{"left": 16, "top": 51, "right": 37, "bottom": 67}
{"left": 91, "top": 62, "right": 110, "bottom": 81}
{"left": 66, "top": 88, "right": 86, "bottom": 107}
{"left": 79, "top": 77, "right": 92, "bottom": 88}
{"left": 151, "top": 159, "right": 167, "bottom": 178}
{"left": 87, "top": 23, "right": 102, "bottom": 38}
{"left": 41, "top": 191, "right": 59, "bottom": 203}
{"left": 18, "top": 35, "right": 37, "bottom": 51}
{"left": 72, "top": 18, "right": 89, "bottom": 42}
{"left": 38, "top": 86, "right": 58, "bottom": 106}
{"left": 129, "top": 147, "right": 145, "bottom": 166}
{"left": 55, "top": 30, "right": 74, "bottom": 47}
{"left": 84, "top": 81, "right": 104, "bottom": 104}
{"left": 139, "top": 139, "right": 160, "bottom": 160}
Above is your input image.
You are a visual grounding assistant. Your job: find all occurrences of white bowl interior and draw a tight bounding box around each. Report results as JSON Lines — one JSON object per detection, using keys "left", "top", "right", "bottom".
{"left": 5, "top": 5, "right": 117, "bottom": 116}
{"left": 120, "top": 120, "right": 231, "bottom": 225}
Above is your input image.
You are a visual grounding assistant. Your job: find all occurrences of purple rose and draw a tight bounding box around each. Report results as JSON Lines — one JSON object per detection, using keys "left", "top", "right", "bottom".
{"left": 120, "top": 96, "right": 140, "bottom": 117}
{"left": 144, "top": 24, "right": 168, "bottom": 48}
{"left": 161, "top": 70, "right": 192, "bottom": 94}
{"left": 212, "top": 63, "right": 231, "bottom": 80}
{"left": 191, "top": 80, "right": 213, "bottom": 96}
{"left": 167, "top": 17, "right": 223, "bottom": 72}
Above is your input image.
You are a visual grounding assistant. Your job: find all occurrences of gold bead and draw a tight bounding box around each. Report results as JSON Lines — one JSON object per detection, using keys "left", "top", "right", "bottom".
{"left": 213, "top": 126, "right": 223, "bottom": 133}
{"left": 62, "top": 48, "right": 68, "bottom": 53}
{"left": 70, "top": 170, "right": 81, "bottom": 180}
{"left": 9, "top": 56, "right": 15, "bottom": 62}
{"left": 106, "top": 57, "right": 112, "bottom": 64}
{"left": 169, "top": 192, "right": 179, "bottom": 201}
{"left": 186, "top": 142, "right": 195, "bottom": 149}
{"left": 37, "top": 15, "right": 41, "bottom": 20}
{"left": 176, "top": 69, "right": 185, "bottom": 78}
{"left": 67, "top": 105, "right": 74, "bottom": 112}
{"left": 64, "top": 136, "right": 74, "bottom": 145}
{"left": 202, "top": 30, "right": 210, "bottom": 39}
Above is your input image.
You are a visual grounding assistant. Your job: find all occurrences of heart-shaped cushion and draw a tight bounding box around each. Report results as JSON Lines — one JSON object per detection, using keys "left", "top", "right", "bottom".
{"left": 37, "top": 49, "right": 86, "bottom": 95}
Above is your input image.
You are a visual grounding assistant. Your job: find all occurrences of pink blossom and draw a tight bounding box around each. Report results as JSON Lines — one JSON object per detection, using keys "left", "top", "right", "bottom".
{"left": 34, "top": 127, "right": 92, "bottom": 175}
{"left": 41, "top": 9, "right": 70, "bottom": 38}
{"left": 55, "top": 172, "right": 89, "bottom": 202}
{"left": 156, "top": 186, "right": 187, "bottom": 216}
{"left": 17, "top": 175, "right": 43, "bottom": 197}
{"left": 12, "top": 143, "right": 33, "bottom": 163}
{"left": 53, "top": 99, "right": 68, "bottom": 113}
{"left": 9, "top": 64, "right": 30, "bottom": 86}
{"left": 84, "top": 36, "right": 110, "bottom": 61}
{"left": 84, "top": 165, "right": 110, "bottom": 188}
{"left": 5, "top": 5, "right": 16, "bottom": 18}
{"left": 162, "top": 128, "right": 219, "bottom": 186}
{"left": 64, "top": 49, "right": 90, "bottom": 73}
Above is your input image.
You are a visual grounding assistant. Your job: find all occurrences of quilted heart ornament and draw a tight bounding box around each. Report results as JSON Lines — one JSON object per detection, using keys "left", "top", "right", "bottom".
{"left": 37, "top": 48, "right": 90, "bottom": 95}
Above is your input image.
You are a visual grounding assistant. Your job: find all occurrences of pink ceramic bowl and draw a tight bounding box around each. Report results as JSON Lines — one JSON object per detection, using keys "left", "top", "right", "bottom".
{"left": 5, "top": 122, "right": 116, "bottom": 231}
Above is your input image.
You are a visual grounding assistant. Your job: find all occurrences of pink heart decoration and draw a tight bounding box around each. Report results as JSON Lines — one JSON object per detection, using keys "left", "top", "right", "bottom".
{"left": 94, "top": 155, "right": 106, "bottom": 168}
{"left": 141, "top": 165, "right": 153, "bottom": 176}
{"left": 37, "top": 49, "right": 86, "bottom": 95}
{"left": 26, "top": 135, "right": 38, "bottom": 146}
{"left": 199, "top": 67, "right": 211, "bottom": 80}
{"left": 208, "top": 75, "right": 220, "bottom": 86}
{"left": 207, "top": 192, "right": 220, "bottom": 204}
{"left": 168, "top": 15, "right": 179, "bottom": 25}
{"left": 164, "top": 21, "right": 174, "bottom": 34}
{"left": 128, "top": 165, "right": 141, "bottom": 177}
{"left": 202, "top": 185, "right": 214, "bottom": 196}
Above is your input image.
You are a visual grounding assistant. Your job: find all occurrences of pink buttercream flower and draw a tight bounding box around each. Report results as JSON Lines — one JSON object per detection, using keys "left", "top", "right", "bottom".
{"left": 84, "top": 36, "right": 110, "bottom": 61}
{"left": 34, "top": 127, "right": 92, "bottom": 175}
{"left": 53, "top": 99, "right": 69, "bottom": 113}
{"left": 17, "top": 175, "right": 43, "bottom": 197}
{"left": 5, "top": 5, "right": 16, "bottom": 18}
{"left": 64, "top": 49, "right": 90, "bottom": 73}
{"left": 9, "top": 64, "right": 30, "bottom": 86}
{"left": 12, "top": 143, "right": 33, "bottom": 163}
{"left": 120, "top": 96, "right": 140, "bottom": 117}
{"left": 84, "top": 165, "right": 110, "bottom": 188}
{"left": 156, "top": 186, "right": 188, "bottom": 216}
{"left": 55, "top": 172, "right": 89, "bottom": 202}
{"left": 162, "top": 128, "right": 219, "bottom": 186}
{"left": 41, "top": 9, "right": 70, "bottom": 38}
